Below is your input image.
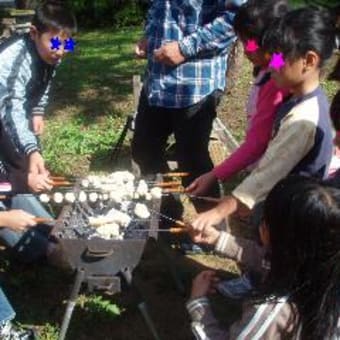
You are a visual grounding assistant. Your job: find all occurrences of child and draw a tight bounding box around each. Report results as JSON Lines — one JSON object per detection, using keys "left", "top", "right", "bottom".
{"left": 327, "top": 15, "right": 340, "bottom": 179}
{"left": 0, "top": 209, "right": 37, "bottom": 339}
{"left": 186, "top": 0, "right": 290, "bottom": 196}
{"left": 191, "top": 6, "right": 336, "bottom": 299}
{"left": 187, "top": 175, "right": 340, "bottom": 339}
{"left": 192, "top": 7, "right": 336, "bottom": 234}
{"left": 0, "top": 0, "right": 77, "bottom": 193}
{"left": 0, "top": 1, "right": 76, "bottom": 263}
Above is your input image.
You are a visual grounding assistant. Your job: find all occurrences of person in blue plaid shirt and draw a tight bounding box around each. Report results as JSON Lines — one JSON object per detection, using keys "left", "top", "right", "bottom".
{"left": 132, "top": 0, "right": 246, "bottom": 198}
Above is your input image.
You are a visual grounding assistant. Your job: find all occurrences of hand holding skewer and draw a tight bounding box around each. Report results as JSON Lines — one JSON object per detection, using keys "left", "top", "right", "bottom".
{"left": 0, "top": 210, "right": 37, "bottom": 232}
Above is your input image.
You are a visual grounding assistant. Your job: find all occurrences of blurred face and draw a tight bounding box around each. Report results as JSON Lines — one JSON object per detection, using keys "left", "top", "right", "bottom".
{"left": 30, "top": 26, "right": 71, "bottom": 65}
{"left": 268, "top": 51, "right": 320, "bottom": 92}
{"left": 241, "top": 37, "right": 269, "bottom": 68}
{"left": 269, "top": 56, "right": 305, "bottom": 89}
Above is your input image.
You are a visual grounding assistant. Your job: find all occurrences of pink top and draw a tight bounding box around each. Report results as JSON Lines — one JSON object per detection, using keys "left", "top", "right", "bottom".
{"left": 213, "top": 69, "right": 288, "bottom": 180}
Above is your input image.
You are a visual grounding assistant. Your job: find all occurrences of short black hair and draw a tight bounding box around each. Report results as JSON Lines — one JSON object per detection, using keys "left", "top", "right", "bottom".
{"left": 233, "top": 0, "right": 289, "bottom": 43}
{"left": 32, "top": 1, "right": 77, "bottom": 35}
{"left": 262, "top": 7, "right": 337, "bottom": 67}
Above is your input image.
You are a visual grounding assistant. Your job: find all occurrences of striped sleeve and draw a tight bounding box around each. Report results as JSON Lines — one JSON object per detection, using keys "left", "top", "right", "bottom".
{"left": 1, "top": 52, "right": 39, "bottom": 155}
{"left": 186, "top": 297, "right": 228, "bottom": 340}
{"left": 215, "top": 231, "right": 266, "bottom": 273}
{"left": 187, "top": 296, "right": 295, "bottom": 340}
{"left": 233, "top": 108, "right": 316, "bottom": 209}
{"left": 178, "top": 9, "right": 238, "bottom": 58}
{"left": 31, "top": 70, "right": 55, "bottom": 116}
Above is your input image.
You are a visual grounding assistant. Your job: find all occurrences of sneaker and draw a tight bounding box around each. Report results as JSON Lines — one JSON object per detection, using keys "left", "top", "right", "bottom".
{"left": 217, "top": 273, "right": 255, "bottom": 300}
{"left": 0, "top": 321, "right": 36, "bottom": 340}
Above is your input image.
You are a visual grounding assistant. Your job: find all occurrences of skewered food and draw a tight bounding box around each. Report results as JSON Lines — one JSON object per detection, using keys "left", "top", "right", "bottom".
{"left": 39, "top": 193, "right": 50, "bottom": 203}
{"left": 96, "top": 223, "right": 121, "bottom": 239}
{"left": 64, "top": 192, "right": 76, "bottom": 203}
{"left": 134, "top": 203, "right": 150, "bottom": 219}
{"left": 53, "top": 192, "right": 64, "bottom": 204}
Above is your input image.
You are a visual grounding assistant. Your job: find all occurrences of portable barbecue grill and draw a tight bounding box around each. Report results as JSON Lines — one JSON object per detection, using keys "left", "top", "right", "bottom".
{"left": 50, "top": 175, "right": 164, "bottom": 340}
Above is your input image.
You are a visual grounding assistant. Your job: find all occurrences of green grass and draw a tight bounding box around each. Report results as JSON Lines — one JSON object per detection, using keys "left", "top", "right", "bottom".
{"left": 42, "top": 27, "right": 146, "bottom": 176}
{"left": 3, "top": 23, "right": 340, "bottom": 340}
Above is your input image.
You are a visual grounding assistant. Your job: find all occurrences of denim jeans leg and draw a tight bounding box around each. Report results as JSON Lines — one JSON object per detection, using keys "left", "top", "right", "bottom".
{"left": 10, "top": 194, "right": 53, "bottom": 218}
{"left": 0, "top": 288, "right": 15, "bottom": 323}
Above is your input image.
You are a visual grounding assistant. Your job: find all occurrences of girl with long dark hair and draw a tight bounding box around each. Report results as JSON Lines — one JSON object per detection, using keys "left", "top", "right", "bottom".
{"left": 187, "top": 175, "right": 340, "bottom": 339}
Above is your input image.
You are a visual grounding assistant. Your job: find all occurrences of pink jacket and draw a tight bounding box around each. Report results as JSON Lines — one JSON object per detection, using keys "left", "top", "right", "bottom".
{"left": 213, "top": 70, "right": 288, "bottom": 180}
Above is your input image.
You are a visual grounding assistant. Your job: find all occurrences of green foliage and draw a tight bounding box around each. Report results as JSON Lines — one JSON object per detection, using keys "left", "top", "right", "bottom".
{"left": 78, "top": 295, "right": 122, "bottom": 317}
{"left": 37, "top": 323, "right": 59, "bottom": 340}
{"left": 66, "top": 0, "right": 147, "bottom": 28}
{"left": 42, "top": 115, "right": 121, "bottom": 175}
{"left": 114, "top": 2, "right": 145, "bottom": 28}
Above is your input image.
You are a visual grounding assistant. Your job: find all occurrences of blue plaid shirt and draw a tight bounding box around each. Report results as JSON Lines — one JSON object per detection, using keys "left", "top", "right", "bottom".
{"left": 144, "top": 0, "right": 246, "bottom": 108}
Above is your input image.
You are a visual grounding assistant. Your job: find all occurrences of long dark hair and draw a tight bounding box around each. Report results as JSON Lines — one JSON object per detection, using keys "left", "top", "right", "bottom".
{"left": 233, "top": 0, "right": 289, "bottom": 43}
{"left": 32, "top": 1, "right": 77, "bottom": 35}
{"left": 262, "top": 175, "right": 340, "bottom": 339}
{"left": 328, "top": 5, "right": 340, "bottom": 131}
{"left": 262, "top": 7, "right": 337, "bottom": 68}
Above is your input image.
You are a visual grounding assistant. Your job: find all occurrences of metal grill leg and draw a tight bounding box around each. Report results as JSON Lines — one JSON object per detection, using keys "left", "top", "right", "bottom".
{"left": 59, "top": 268, "right": 85, "bottom": 340}
{"left": 121, "top": 267, "right": 161, "bottom": 340}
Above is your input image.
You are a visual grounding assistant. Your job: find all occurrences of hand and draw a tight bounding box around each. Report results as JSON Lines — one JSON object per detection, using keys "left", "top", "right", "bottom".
{"left": 135, "top": 38, "right": 148, "bottom": 58}
{"left": 191, "top": 196, "right": 238, "bottom": 243}
{"left": 32, "top": 116, "right": 45, "bottom": 135}
{"left": 28, "top": 151, "right": 49, "bottom": 175}
{"left": 0, "top": 209, "right": 36, "bottom": 232}
{"left": 186, "top": 171, "right": 217, "bottom": 196}
{"left": 153, "top": 41, "right": 185, "bottom": 66}
{"left": 28, "top": 173, "right": 53, "bottom": 192}
{"left": 190, "top": 270, "right": 220, "bottom": 299}
{"left": 189, "top": 222, "right": 221, "bottom": 245}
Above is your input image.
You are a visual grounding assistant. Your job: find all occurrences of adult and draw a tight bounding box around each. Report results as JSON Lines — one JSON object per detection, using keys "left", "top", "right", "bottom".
{"left": 132, "top": 0, "right": 246, "bottom": 198}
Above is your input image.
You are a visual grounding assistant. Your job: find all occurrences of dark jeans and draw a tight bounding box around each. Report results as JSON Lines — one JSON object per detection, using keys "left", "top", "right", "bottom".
{"left": 131, "top": 88, "right": 222, "bottom": 197}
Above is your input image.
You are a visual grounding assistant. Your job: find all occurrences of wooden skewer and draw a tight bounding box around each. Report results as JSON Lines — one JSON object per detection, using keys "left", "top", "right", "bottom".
{"left": 163, "top": 187, "right": 185, "bottom": 194}
{"left": 50, "top": 176, "right": 77, "bottom": 181}
{"left": 33, "top": 217, "right": 56, "bottom": 224}
{"left": 51, "top": 180, "right": 74, "bottom": 187}
{"left": 162, "top": 172, "right": 190, "bottom": 177}
{"left": 134, "top": 227, "right": 187, "bottom": 234}
{"left": 152, "top": 181, "right": 182, "bottom": 188}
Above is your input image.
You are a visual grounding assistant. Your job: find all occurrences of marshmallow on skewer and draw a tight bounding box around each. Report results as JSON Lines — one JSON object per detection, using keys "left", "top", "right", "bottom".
{"left": 53, "top": 192, "right": 64, "bottom": 204}
{"left": 78, "top": 191, "right": 87, "bottom": 203}
{"left": 134, "top": 203, "right": 150, "bottom": 219}
{"left": 39, "top": 193, "right": 50, "bottom": 203}
{"left": 150, "top": 187, "right": 162, "bottom": 199}
{"left": 88, "top": 192, "right": 98, "bottom": 203}
{"left": 64, "top": 192, "right": 76, "bottom": 203}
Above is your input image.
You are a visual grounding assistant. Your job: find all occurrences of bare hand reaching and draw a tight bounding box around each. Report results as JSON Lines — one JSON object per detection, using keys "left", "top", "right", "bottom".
{"left": 28, "top": 151, "right": 49, "bottom": 175}
{"left": 0, "top": 210, "right": 37, "bottom": 232}
{"left": 28, "top": 173, "right": 53, "bottom": 192}
{"left": 190, "top": 270, "right": 220, "bottom": 299}
{"left": 135, "top": 38, "right": 148, "bottom": 58}
{"left": 186, "top": 171, "right": 217, "bottom": 196}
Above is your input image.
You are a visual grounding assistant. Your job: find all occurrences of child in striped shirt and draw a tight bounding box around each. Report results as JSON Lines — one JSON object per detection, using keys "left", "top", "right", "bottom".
{"left": 187, "top": 175, "right": 340, "bottom": 339}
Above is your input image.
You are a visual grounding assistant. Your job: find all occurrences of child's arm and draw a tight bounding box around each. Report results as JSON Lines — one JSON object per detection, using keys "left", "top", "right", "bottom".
{"left": 215, "top": 231, "right": 266, "bottom": 273}
{"left": 31, "top": 73, "right": 54, "bottom": 135}
{"left": 232, "top": 115, "right": 316, "bottom": 209}
{"left": 187, "top": 271, "right": 227, "bottom": 340}
{"left": 187, "top": 298, "right": 294, "bottom": 339}
{"left": 213, "top": 83, "right": 286, "bottom": 181}
{"left": 0, "top": 68, "right": 40, "bottom": 156}
{"left": 0, "top": 210, "right": 36, "bottom": 231}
